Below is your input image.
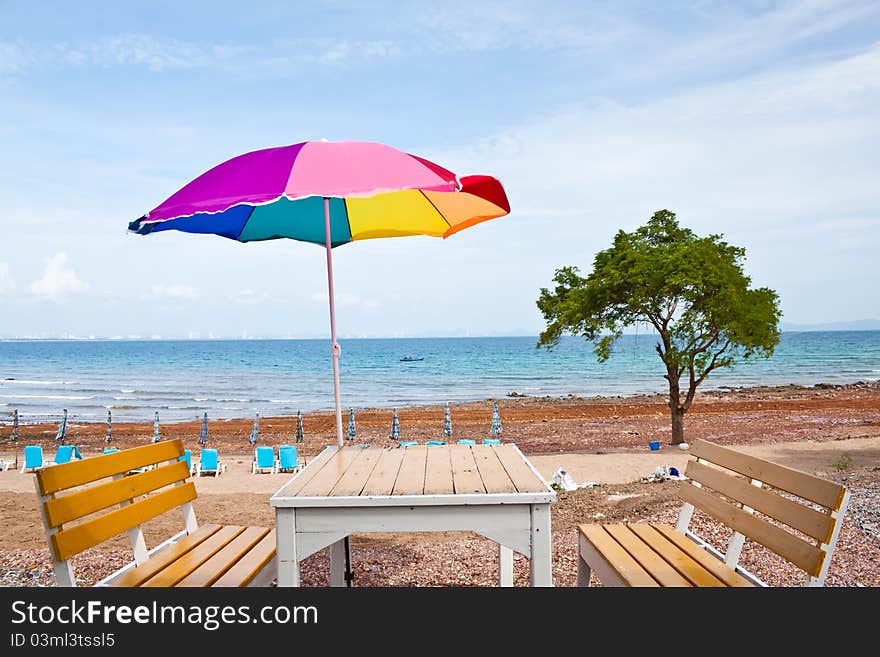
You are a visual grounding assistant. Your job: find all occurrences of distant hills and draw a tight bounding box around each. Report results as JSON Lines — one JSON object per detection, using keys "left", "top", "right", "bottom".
{"left": 780, "top": 319, "right": 880, "bottom": 332}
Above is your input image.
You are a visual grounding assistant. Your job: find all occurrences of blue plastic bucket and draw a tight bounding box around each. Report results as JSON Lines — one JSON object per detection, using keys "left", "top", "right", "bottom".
{"left": 649, "top": 441, "right": 660, "bottom": 451}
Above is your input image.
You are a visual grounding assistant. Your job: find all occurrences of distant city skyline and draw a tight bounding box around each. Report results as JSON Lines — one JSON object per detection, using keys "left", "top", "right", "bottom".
{"left": 2, "top": 1, "right": 879, "bottom": 340}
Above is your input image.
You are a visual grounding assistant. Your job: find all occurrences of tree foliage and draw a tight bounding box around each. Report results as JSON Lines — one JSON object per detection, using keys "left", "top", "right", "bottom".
{"left": 536, "top": 209, "right": 781, "bottom": 443}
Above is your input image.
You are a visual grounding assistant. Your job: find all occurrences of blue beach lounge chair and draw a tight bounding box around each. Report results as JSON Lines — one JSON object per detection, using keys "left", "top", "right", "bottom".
{"left": 50, "top": 444, "right": 83, "bottom": 465}
{"left": 196, "top": 448, "right": 225, "bottom": 477}
{"left": 482, "top": 438, "right": 501, "bottom": 445}
{"left": 179, "top": 449, "right": 193, "bottom": 475}
{"left": 253, "top": 446, "right": 277, "bottom": 474}
{"left": 103, "top": 447, "right": 119, "bottom": 454}
{"left": 426, "top": 440, "right": 446, "bottom": 446}
{"left": 457, "top": 439, "right": 476, "bottom": 445}
{"left": 398, "top": 441, "right": 418, "bottom": 447}
{"left": 20, "top": 445, "right": 44, "bottom": 473}
{"left": 277, "top": 445, "right": 303, "bottom": 474}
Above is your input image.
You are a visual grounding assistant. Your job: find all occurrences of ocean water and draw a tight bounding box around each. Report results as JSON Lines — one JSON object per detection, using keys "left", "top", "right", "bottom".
{"left": 1, "top": 331, "right": 879, "bottom": 425}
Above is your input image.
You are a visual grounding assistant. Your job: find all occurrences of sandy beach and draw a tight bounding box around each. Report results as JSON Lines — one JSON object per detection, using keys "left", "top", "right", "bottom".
{"left": 2, "top": 381, "right": 878, "bottom": 587}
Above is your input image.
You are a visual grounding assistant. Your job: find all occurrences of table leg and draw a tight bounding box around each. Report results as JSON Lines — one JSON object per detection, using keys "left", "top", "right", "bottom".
{"left": 276, "top": 508, "right": 300, "bottom": 587}
{"left": 330, "top": 539, "right": 347, "bottom": 587}
{"left": 498, "top": 544, "right": 514, "bottom": 587}
{"left": 529, "top": 503, "right": 553, "bottom": 587}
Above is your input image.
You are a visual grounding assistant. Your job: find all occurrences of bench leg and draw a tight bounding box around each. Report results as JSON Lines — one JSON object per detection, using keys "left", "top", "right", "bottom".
{"left": 498, "top": 544, "right": 514, "bottom": 587}
{"left": 577, "top": 553, "right": 592, "bottom": 587}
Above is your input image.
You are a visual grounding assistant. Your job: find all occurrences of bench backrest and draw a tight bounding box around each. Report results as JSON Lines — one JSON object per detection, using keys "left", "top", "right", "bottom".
{"left": 676, "top": 439, "right": 850, "bottom": 586}
{"left": 34, "top": 439, "right": 197, "bottom": 586}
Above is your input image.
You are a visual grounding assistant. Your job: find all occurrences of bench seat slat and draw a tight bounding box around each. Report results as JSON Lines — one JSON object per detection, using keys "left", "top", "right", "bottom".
{"left": 106, "top": 524, "right": 223, "bottom": 587}
{"left": 142, "top": 525, "right": 246, "bottom": 587}
{"left": 627, "top": 524, "right": 727, "bottom": 587}
{"left": 175, "top": 526, "right": 271, "bottom": 587}
{"left": 604, "top": 524, "right": 694, "bottom": 587}
{"left": 578, "top": 524, "right": 660, "bottom": 587}
{"left": 652, "top": 524, "right": 754, "bottom": 587}
{"left": 210, "top": 529, "right": 277, "bottom": 588}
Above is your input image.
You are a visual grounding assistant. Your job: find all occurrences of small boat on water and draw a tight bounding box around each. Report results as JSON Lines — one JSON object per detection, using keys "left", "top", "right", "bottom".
{"left": 400, "top": 355, "right": 424, "bottom": 362}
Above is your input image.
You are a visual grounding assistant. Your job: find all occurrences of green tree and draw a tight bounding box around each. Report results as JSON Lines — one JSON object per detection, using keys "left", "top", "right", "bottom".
{"left": 536, "top": 210, "right": 781, "bottom": 444}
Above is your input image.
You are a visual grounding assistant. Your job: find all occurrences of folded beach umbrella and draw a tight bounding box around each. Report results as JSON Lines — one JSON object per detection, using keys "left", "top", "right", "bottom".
{"left": 389, "top": 407, "right": 400, "bottom": 441}
{"left": 152, "top": 411, "right": 161, "bottom": 443}
{"left": 106, "top": 409, "right": 112, "bottom": 444}
{"left": 11, "top": 409, "right": 18, "bottom": 442}
{"left": 128, "top": 140, "right": 510, "bottom": 448}
{"left": 296, "top": 410, "right": 304, "bottom": 443}
{"left": 55, "top": 409, "right": 68, "bottom": 444}
{"left": 443, "top": 402, "right": 452, "bottom": 438}
{"left": 347, "top": 408, "right": 356, "bottom": 441}
{"left": 249, "top": 413, "right": 260, "bottom": 446}
{"left": 490, "top": 402, "right": 502, "bottom": 437}
{"left": 198, "top": 412, "right": 209, "bottom": 446}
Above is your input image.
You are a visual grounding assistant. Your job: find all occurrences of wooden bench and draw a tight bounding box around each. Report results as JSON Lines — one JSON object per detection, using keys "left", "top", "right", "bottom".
{"left": 34, "top": 439, "right": 276, "bottom": 587}
{"left": 576, "top": 438, "right": 850, "bottom": 587}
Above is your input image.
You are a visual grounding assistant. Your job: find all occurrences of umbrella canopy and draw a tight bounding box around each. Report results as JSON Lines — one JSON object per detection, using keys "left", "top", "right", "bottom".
{"left": 490, "top": 402, "right": 502, "bottom": 437}
{"left": 152, "top": 411, "right": 161, "bottom": 443}
{"left": 347, "top": 408, "right": 356, "bottom": 440}
{"left": 389, "top": 407, "right": 400, "bottom": 440}
{"left": 296, "top": 410, "right": 304, "bottom": 443}
{"left": 198, "top": 412, "right": 209, "bottom": 446}
{"left": 249, "top": 413, "right": 260, "bottom": 446}
{"left": 128, "top": 140, "right": 510, "bottom": 447}
{"left": 106, "top": 409, "right": 112, "bottom": 444}
{"left": 11, "top": 409, "right": 18, "bottom": 442}
{"left": 55, "top": 409, "right": 68, "bottom": 443}
{"left": 443, "top": 402, "right": 452, "bottom": 437}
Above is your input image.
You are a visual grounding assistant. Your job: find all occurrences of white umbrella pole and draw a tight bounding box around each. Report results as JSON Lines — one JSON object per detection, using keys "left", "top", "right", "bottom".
{"left": 324, "top": 197, "right": 345, "bottom": 448}
{"left": 324, "top": 196, "right": 353, "bottom": 587}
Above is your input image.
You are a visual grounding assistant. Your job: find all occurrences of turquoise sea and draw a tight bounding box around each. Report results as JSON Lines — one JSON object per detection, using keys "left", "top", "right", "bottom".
{"left": 1, "top": 331, "right": 879, "bottom": 424}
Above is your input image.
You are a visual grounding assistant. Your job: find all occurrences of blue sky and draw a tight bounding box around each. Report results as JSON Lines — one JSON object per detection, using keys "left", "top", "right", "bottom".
{"left": 1, "top": 0, "right": 878, "bottom": 339}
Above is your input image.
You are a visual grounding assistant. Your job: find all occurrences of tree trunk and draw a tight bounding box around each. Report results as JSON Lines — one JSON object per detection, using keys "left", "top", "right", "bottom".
{"left": 667, "top": 373, "right": 686, "bottom": 444}
{"left": 670, "top": 405, "right": 685, "bottom": 444}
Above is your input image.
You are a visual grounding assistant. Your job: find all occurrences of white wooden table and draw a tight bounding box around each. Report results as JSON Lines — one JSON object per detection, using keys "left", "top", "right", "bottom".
{"left": 270, "top": 443, "right": 557, "bottom": 587}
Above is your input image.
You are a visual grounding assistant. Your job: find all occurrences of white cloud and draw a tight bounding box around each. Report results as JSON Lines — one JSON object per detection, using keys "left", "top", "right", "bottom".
{"left": 0, "top": 262, "right": 14, "bottom": 294}
{"left": 233, "top": 288, "right": 269, "bottom": 304}
{"left": 146, "top": 284, "right": 199, "bottom": 302}
{"left": 28, "top": 253, "right": 88, "bottom": 301}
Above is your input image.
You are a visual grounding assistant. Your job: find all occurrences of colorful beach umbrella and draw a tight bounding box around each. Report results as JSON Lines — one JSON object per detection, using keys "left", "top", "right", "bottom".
{"left": 490, "top": 402, "right": 502, "bottom": 437}
{"left": 198, "top": 412, "right": 209, "bottom": 446}
{"left": 389, "top": 407, "right": 400, "bottom": 441}
{"left": 106, "top": 409, "right": 112, "bottom": 444}
{"left": 347, "top": 408, "right": 356, "bottom": 440}
{"left": 443, "top": 402, "right": 452, "bottom": 438}
{"left": 152, "top": 411, "right": 161, "bottom": 443}
{"left": 296, "top": 410, "right": 304, "bottom": 443}
{"left": 128, "top": 140, "right": 510, "bottom": 448}
{"left": 55, "top": 409, "right": 68, "bottom": 443}
{"left": 11, "top": 409, "right": 18, "bottom": 442}
{"left": 249, "top": 413, "right": 260, "bottom": 446}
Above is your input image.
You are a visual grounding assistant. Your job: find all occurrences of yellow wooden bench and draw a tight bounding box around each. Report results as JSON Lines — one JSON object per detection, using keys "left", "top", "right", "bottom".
{"left": 34, "top": 439, "right": 276, "bottom": 587}
{"left": 576, "top": 438, "right": 850, "bottom": 587}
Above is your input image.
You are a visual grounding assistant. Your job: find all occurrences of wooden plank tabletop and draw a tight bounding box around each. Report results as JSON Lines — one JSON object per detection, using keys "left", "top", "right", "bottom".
{"left": 272, "top": 444, "right": 552, "bottom": 503}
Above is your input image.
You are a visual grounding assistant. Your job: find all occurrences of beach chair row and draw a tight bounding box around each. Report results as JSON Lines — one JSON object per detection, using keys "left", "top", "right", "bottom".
{"left": 14, "top": 444, "right": 227, "bottom": 478}
{"left": 395, "top": 438, "right": 502, "bottom": 447}
{"left": 252, "top": 445, "right": 305, "bottom": 475}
